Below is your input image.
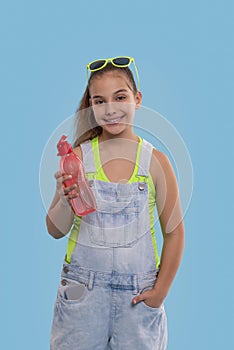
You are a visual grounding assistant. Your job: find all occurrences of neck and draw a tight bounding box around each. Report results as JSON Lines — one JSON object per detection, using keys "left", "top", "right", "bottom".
{"left": 98, "top": 130, "right": 139, "bottom": 144}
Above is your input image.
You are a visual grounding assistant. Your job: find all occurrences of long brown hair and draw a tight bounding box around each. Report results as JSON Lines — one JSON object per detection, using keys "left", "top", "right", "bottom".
{"left": 72, "top": 63, "right": 138, "bottom": 148}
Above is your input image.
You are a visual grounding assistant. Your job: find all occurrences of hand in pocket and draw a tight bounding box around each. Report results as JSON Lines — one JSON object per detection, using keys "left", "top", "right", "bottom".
{"left": 132, "top": 286, "right": 164, "bottom": 308}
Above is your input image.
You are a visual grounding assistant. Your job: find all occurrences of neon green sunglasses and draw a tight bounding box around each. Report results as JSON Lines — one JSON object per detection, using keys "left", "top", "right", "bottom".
{"left": 86, "top": 56, "right": 140, "bottom": 90}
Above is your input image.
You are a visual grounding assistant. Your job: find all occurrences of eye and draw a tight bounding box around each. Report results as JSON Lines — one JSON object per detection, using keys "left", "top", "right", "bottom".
{"left": 94, "top": 100, "right": 104, "bottom": 105}
{"left": 116, "top": 95, "right": 126, "bottom": 101}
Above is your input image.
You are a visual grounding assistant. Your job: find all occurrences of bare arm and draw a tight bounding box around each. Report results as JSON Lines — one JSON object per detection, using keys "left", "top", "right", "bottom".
{"left": 152, "top": 150, "right": 185, "bottom": 301}
{"left": 46, "top": 184, "right": 75, "bottom": 239}
{"left": 132, "top": 149, "right": 185, "bottom": 307}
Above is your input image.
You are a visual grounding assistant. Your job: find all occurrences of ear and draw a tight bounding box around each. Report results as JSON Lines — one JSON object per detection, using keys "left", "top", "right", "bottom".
{"left": 135, "top": 91, "right": 142, "bottom": 110}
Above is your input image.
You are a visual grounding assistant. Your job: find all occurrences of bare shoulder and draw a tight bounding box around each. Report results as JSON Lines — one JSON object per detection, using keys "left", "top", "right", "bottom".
{"left": 72, "top": 145, "right": 83, "bottom": 161}
{"left": 152, "top": 148, "right": 172, "bottom": 167}
{"left": 150, "top": 148, "right": 174, "bottom": 187}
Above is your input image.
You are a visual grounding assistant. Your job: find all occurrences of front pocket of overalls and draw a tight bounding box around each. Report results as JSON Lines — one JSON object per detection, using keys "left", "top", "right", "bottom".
{"left": 141, "top": 300, "right": 163, "bottom": 312}
{"left": 89, "top": 202, "right": 140, "bottom": 247}
{"left": 57, "top": 277, "right": 88, "bottom": 305}
{"left": 87, "top": 181, "right": 150, "bottom": 247}
{"left": 138, "top": 285, "right": 164, "bottom": 313}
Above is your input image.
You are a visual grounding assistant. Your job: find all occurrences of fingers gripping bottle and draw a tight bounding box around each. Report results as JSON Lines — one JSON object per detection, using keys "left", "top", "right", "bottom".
{"left": 57, "top": 135, "right": 97, "bottom": 216}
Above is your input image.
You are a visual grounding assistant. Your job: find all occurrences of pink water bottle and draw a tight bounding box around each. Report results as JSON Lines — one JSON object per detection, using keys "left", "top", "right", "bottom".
{"left": 57, "top": 135, "right": 97, "bottom": 216}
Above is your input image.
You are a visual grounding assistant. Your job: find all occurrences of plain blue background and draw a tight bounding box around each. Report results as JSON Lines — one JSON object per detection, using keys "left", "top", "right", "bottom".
{"left": 2, "top": 0, "right": 233, "bottom": 349}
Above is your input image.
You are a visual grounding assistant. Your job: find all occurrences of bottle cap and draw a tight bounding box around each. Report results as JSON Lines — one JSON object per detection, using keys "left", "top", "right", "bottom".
{"left": 57, "top": 135, "right": 73, "bottom": 156}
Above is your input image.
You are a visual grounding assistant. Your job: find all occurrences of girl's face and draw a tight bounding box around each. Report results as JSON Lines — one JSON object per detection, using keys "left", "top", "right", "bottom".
{"left": 89, "top": 71, "right": 142, "bottom": 137}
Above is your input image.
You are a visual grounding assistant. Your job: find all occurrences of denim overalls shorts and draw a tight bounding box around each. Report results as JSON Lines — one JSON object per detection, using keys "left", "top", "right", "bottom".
{"left": 50, "top": 137, "right": 168, "bottom": 350}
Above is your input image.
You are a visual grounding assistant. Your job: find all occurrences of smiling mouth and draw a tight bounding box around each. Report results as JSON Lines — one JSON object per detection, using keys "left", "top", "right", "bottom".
{"left": 103, "top": 116, "right": 124, "bottom": 124}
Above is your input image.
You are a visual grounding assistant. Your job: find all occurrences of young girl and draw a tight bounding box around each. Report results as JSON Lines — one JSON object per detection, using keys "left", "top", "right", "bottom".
{"left": 47, "top": 56, "right": 185, "bottom": 350}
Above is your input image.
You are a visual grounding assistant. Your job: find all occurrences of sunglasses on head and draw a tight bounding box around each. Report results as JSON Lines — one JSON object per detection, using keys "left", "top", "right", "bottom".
{"left": 86, "top": 56, "right": 140, "bottom": 90}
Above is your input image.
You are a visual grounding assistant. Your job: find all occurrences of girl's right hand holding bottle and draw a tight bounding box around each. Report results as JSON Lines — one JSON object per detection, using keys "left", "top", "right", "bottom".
{"left": 54, "top": 170, "right": 78, "bottom": 208}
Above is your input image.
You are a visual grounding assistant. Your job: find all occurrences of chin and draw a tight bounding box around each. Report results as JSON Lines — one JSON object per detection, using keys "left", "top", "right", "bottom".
{"left": 103, "top": 125, "right": 131, "bottom": 137}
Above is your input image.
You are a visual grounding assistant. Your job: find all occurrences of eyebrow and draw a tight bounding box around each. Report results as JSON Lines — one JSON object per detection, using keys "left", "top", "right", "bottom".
{"left": 91, "top": 89, "right": 129, "bottom": 99}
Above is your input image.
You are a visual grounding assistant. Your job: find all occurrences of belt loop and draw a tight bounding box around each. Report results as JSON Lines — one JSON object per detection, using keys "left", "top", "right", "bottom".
{"left": 87, "top": 271, "right": 95, "bottom": 290}
{"left": 132, "top": 274, "right": 138, "bottom": 295}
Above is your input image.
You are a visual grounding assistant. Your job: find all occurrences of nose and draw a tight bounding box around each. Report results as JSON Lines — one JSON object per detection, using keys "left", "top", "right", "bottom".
{"left": 105, "top": 102, "right": 116, "bottom": 117}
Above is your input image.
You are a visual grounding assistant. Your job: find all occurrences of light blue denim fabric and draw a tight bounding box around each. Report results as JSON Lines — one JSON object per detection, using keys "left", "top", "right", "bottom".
{"left": 50, "top": 138, "right": 168, "bottom": 349}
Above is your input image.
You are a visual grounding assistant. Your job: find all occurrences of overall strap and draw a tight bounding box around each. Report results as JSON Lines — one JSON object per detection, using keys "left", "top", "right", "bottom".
{"left": 137, "top": 139, "right": 154, "bottom": 177}
{"left": 80, "top": 140, "right": 96, "bottom": 174}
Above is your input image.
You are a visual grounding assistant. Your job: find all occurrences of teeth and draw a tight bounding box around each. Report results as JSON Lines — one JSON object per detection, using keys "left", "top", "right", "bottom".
{"left": 109, "top": 118, "right": 120, "bottom": 123}
{"left": 105, "top": 117, "right": 122, "bottom": 123}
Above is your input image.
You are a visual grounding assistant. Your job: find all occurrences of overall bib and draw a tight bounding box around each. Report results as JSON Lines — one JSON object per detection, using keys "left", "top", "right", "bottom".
{"left": 50, "top": 136, "right": 168, "bottom": 350}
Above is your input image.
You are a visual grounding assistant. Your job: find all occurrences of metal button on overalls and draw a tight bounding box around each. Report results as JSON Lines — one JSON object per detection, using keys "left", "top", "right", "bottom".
{"left": 89, "top": 179, "right": 94, "bottom": 187}
{"left": 63, "top": 266, "right": 69, "bottom": 273}
{"left": 138, "top": 183, "right": 145, "bottom": 191}
{"left": 61, "top": 279, "right": 67, "bottom": 286}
